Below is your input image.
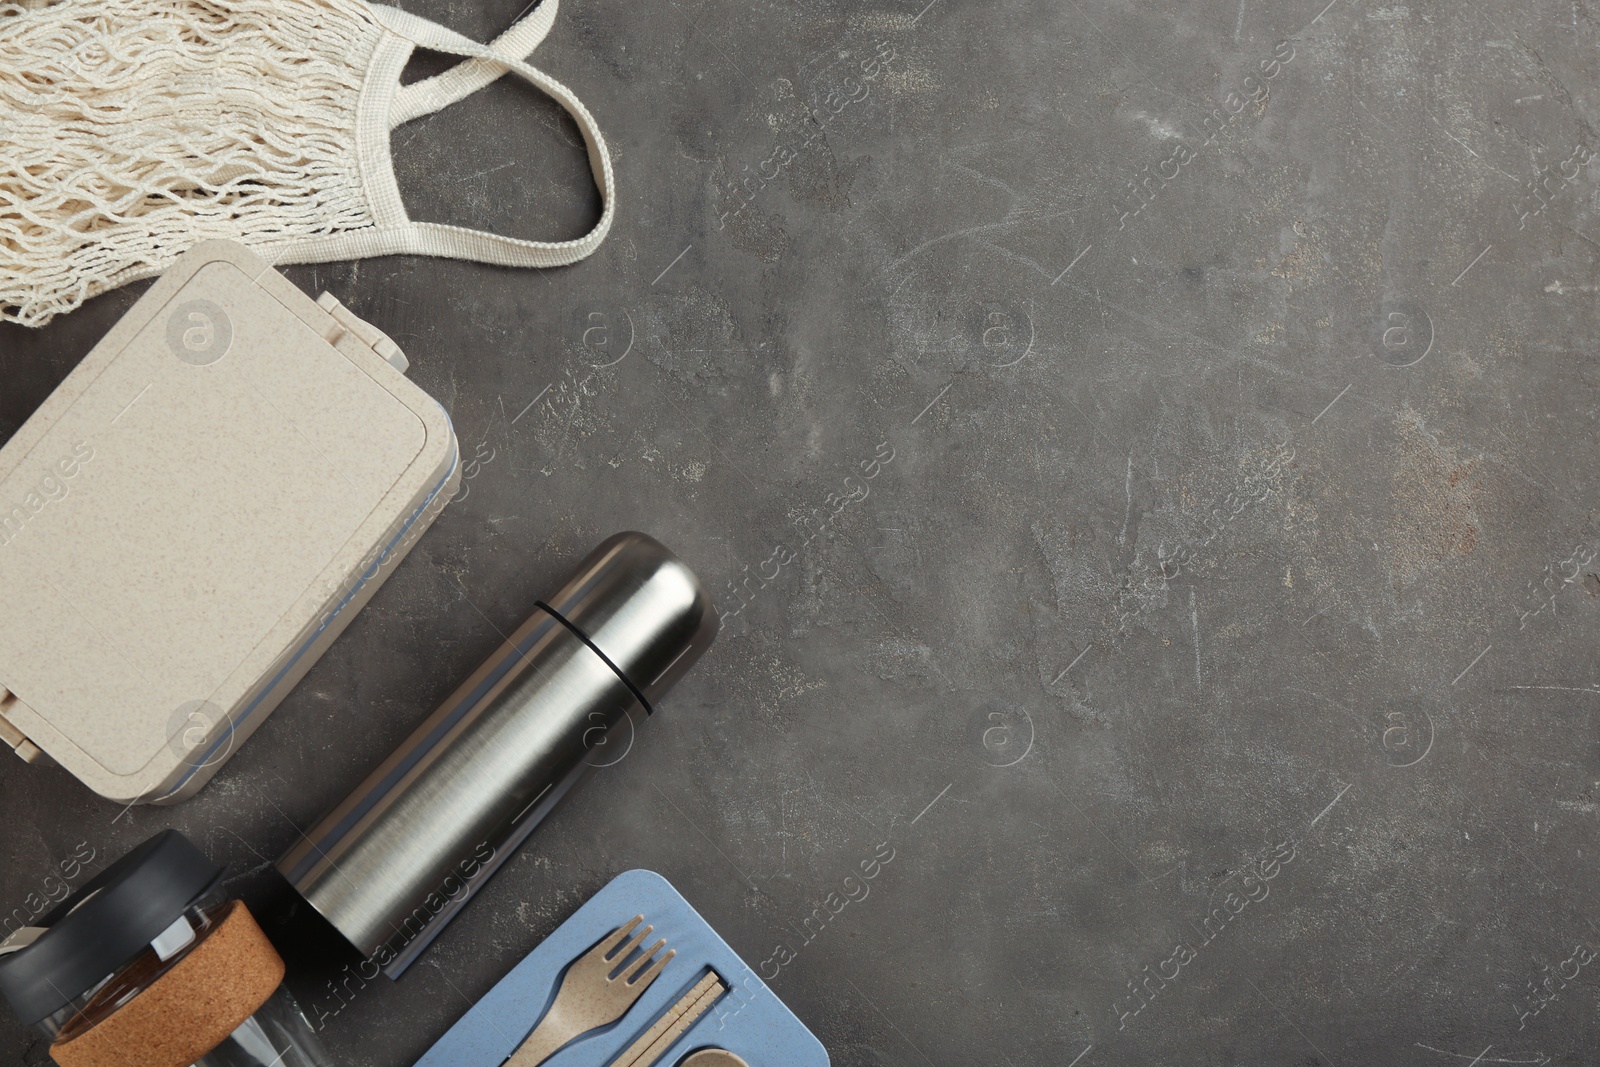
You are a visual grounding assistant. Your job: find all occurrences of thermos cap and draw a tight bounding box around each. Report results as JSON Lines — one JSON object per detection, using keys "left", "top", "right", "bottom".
{"left": 541, "top": 532, "right": 719, "bottom": 709}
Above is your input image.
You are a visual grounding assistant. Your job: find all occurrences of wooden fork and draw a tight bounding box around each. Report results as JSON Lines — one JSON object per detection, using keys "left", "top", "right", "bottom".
{"left": 505, "top": 915, "right": 675, "bottom": 1066}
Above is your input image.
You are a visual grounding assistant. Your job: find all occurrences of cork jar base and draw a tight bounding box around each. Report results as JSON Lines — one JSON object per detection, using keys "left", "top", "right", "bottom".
{"left": 50, "top": 900, "right": 285, "bottom": 1067}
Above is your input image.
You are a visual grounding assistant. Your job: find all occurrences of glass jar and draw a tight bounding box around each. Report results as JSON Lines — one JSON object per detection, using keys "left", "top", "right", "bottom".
{"left": 0, "top": 832, "right": 330, "bottom": 1067}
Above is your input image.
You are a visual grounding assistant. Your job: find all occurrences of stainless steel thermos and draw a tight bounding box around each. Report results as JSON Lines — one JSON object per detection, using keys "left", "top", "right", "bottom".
{"left": 276, "top": 533, "right": 717, "bottom": 978}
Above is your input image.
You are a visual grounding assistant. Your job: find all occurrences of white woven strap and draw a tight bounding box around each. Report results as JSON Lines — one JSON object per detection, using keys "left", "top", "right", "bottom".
{"left": 389, "top": 1, "right": 559, "bottom": 126}
{"left": 283, "top": 3, "right": 614, "bottom": 270}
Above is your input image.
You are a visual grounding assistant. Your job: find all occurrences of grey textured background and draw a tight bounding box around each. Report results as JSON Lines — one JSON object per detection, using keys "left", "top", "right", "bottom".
{"left": 4, "top": 0, "right": 1600, "bottom": 1063}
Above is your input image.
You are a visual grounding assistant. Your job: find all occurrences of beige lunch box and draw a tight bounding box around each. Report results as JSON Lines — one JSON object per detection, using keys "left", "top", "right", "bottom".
{"left": 0, "top": 241, "right": 459, "bottom": 804}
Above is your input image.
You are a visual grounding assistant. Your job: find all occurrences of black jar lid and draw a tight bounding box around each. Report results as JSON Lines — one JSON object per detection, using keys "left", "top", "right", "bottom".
{"left": 0, "top": 830, "right": 223, "bottom": 1025}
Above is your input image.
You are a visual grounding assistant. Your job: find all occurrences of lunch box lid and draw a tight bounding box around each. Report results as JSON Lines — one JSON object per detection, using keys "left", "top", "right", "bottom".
{"left": 0, "top": 241, "right": 458, "bottom": 804}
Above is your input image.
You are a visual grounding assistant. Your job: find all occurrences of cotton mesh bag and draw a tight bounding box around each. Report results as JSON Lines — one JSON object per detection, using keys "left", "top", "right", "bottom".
{"left": 0, "top": 0, "right": 613, "bottom": 326}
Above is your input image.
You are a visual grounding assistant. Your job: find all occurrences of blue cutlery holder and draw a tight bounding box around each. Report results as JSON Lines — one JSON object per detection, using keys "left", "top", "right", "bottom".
{"left": 414, "top": 869, "right": 828, "bottom": 1067}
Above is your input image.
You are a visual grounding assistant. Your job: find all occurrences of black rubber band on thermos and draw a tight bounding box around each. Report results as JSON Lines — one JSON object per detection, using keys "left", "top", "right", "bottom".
{"left": 535, "top": 600, "right": 655, "bottom": 716}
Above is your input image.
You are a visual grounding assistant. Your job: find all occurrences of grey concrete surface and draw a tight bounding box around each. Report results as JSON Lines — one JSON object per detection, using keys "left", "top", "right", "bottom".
{"left": 4, "top": 0, "right": 1600, "bottom": 1063}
